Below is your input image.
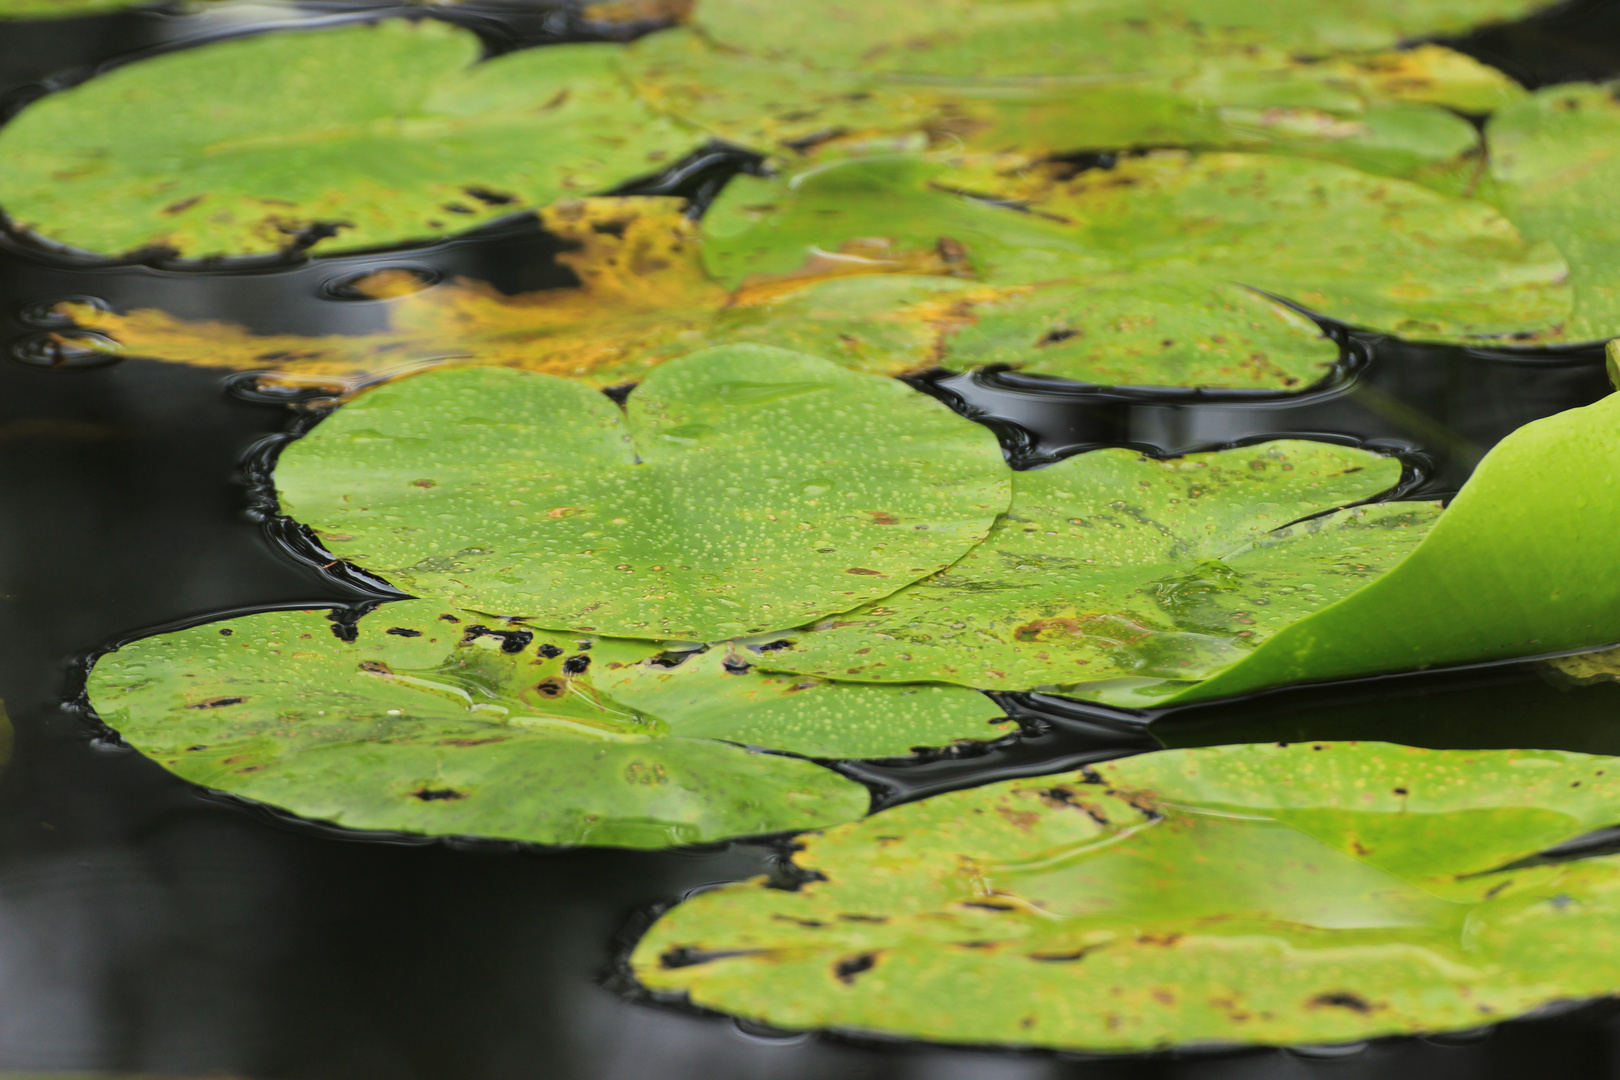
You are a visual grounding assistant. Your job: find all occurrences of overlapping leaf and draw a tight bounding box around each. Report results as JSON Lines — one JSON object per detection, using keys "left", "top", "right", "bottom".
{"left": 762, "top": 441, "right": 1437, "bottom": 696}
{"left": 703, "top": 153, "right": 1572, "bottom": 342}
{"left": 87, "top": 601, "right": 1011, "bottom": 848}
{"left": 634, "top": 741, "right": 1620, "bottom": 1049}
{"left": 0, "top": 20, "right": 696, "bottom": 258}
{"left": 276, "top": 347, "right": 1010, "bottom": 640}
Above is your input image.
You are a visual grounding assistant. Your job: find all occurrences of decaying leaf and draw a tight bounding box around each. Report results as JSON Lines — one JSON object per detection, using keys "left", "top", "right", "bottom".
{"left": 275, "top": 348, "right": 1011, "bottom": 640}
{"left": 763, "top": 441, "right": 1437, "bottom": 695}
{"left": 92, "top": 600, "right": 1002, "bottom": 847}
{"left": 633, "top": 740, "right": 1620, "bottom": 1048}
{"left": 0, "top": 20, "right": 696, "bottom": 258}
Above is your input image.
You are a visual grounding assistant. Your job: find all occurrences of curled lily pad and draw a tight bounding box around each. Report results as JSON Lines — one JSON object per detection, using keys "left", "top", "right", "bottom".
{"left": 763, "top": 441, "right": 1437, "bottom": 696}
{"left": 0, "top": 20, "right": 694, "bottom": 258}
{"left": 1490, "top": 82, "right": 1620, "bottom": 343}
{"left": 276, "top": 347, "right": 1010, "bottom": 640}
{"left": 1170, "top": 388, "right": 1620, "bottom": 704}
{"left": 633, "top": 741, "right": 1620, "bottom": 1049}
{"left": 704, "top": 153, "right": 1572, "bottom": 342}
{"left": 85, "top": 601, "right": 1009, "bottom": 848}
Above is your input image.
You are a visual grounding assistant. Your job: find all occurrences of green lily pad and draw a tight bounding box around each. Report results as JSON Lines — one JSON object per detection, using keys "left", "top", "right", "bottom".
{"left": 704, "top": 153, "right": 1571, "bottom": 342}
{"left": 1169, "top": 386, "right": 1620, "bottom": 704}
{"left": 0, "top": 19, "right": 694, "bottom": 258}
{"left": 633, "top": 740, "right": 1620, "bottom": 1049}
{"left": 942, "top": 276, "right": 1339, "bottom": 389}
{"left": 689, "top": 0, "right": 1550, "bottom": 79}
{"left": 1490, "top": 82, "right": 1620, "bottom": 343}
{"left": 762, "top": 441, "right": 1438, "bottom": 695}
{"left": 86, "top": 600, "right": 1011, "bottom": 848}
{"left": 275, "top": 346, "right": 1010, "bottom": 640}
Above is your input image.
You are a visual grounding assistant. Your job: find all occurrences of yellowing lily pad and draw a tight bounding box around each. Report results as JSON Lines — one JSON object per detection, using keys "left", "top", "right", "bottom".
{"left": 633, "top": 740, "right": 1620, "bottom": 1049}
{"left": 86, "top": 601, "right": 1010, "bottom": 848}
{"left": 0, "top": 20, "right": 696, "bottom": 258}
{"left": 275, "top": 348, "right": 1011, "bottom": 640}
{"left": 763, "top": 441, "right": 1438, "bottom": 696}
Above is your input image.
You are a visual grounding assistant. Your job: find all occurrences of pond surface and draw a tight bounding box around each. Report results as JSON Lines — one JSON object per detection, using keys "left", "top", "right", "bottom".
{"left": 5, "top": 2, "right": 1620, "bottom": 1077}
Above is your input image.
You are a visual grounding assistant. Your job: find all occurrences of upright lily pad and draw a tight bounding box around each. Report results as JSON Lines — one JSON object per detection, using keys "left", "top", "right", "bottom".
{"left": 1490, "top": 82, "right": 1620, "bottom": 343}
{"left": 86, "top": 601, "right": 1010, "bottom": 848}
{"left": 703, "top": 153, "right": 1572, "bottom": 342}
{"left": 633, "top": 741, "right": 1620, "bottom": 1049}
{"left": 276, "top": 348, "right": 1010, "bottom": 640}
{"left": 1170, "top": 387, "right": 1620, "bottom": 704}
{"left": 764, "top": 441, "right": 1437, "bottom": 695}
{"left": 0, "top": 19, "right": 695, "bottom": 258}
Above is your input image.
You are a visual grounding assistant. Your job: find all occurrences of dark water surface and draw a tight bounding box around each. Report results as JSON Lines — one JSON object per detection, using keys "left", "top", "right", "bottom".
{"left": 6, "top": 3, "right": 1620, "bottom": 1078}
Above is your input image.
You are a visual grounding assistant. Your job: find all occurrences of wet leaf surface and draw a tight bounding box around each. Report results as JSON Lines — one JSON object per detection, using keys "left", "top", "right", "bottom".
{"left": 704, "top": 152, "right": 1572, "bottom": 342}
{"left": 0, "top": 20, "right": 694, "bottom": 258}
{"left": 763, "top": 441, "right": 1436, "bottom": 696}
{"left": 86, "top": 600, "right": 1007, "bottom": 848}
{"left": 1490, "top": 82, "right": 1620, "bottom": 342}
{"left": 633, "top": 740, "right": 1620, "bottom": 1049}
{"left": 275, "top": 348, "right": 1010, "bottom": 640}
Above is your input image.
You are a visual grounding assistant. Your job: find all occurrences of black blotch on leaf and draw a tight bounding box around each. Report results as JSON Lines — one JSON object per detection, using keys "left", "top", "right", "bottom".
{"left": 463, "top": 186, "right": 516, "bottom": 206}
{"left": 219, "top": 629, "right": 233, "bottom": 636}
{"left": 386, "top": 627, "right": 422, "bottom": 637}
{"left": 747, "top": 639, "right": 796, "bottom": 654}
{"left": 537, "top": 643, "right": 564, "bottom": 659}
{"left": 534, "top": 677, "right": 567, "bottom": 698}
{"left": 185, "top": 697, "right": 244, "bottom": 709}
{"left": 722, "top": 656, "right": 752, "bottom": 675}
{"left": 659, "top": 946, "right": 767, "bottom": 970}
{"left": 1310, "top": 992, "right": 1374, "bottom": 1013}
{"left": 562, "top": 654, "right": 591, "bottom": 675}
{"left": 833, "top": 952, "right": 878, "bottom": 984}
{"left": 649, "top": 646, "right": 708, "bottom": 668}
{"left": 463, "top": 624, "right": 534, "bottom": 653}
{"left": 440, "top": 614, "right": 461, "bottom": 623}
{"left": 410, "top": 787, "right": 467, "bottom": 802}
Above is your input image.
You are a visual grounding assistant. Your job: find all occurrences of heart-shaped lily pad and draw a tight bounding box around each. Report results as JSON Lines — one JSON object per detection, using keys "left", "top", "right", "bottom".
{"left": 0, "top": 19, "right": 695, "bottom": 258}
{"left": 86, "top": 601, "right": 1011, "bottom": 848}
{"left": 275, "top": 347, "right": 1010, "bottom": 640}
{"left": 702, "top": 153, "right": 1572, "bottom": 342}
{"left": 763, "top": 441, "right": 1438, "bottom": 696}
{"left": 633, "top": 740, "right": 1620, "bottom": 1049}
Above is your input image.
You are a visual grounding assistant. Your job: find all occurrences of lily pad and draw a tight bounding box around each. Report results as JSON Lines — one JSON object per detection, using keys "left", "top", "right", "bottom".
{"left": 688, "top": 0, "right": 1550, "bottom": 79}
{"left": 0, "top": 19, "right": 695, "bottom": 258}
{"left": 627, "top": 29, "right": 1509, "bottom": 191}
{"left": 275, "top": 347, "right": 1010, "bottom": 640}
{"left": 762, "top": 440, "right": 1438, "bottom": 695}
{"left": 86, "top": 601, "right": 1010, "bottom": 848}
{"left": 1168, "top": 387, "right": 1620, "bottom": 704}
{"left": 632, "top": 741, "right": 1620, "bottom": 1049}
{"left": 703, "top": 153, "right": 1572, "bottom": 342}
{"left": 1490, "top": 82, "right": 1620, "bottom": 343}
